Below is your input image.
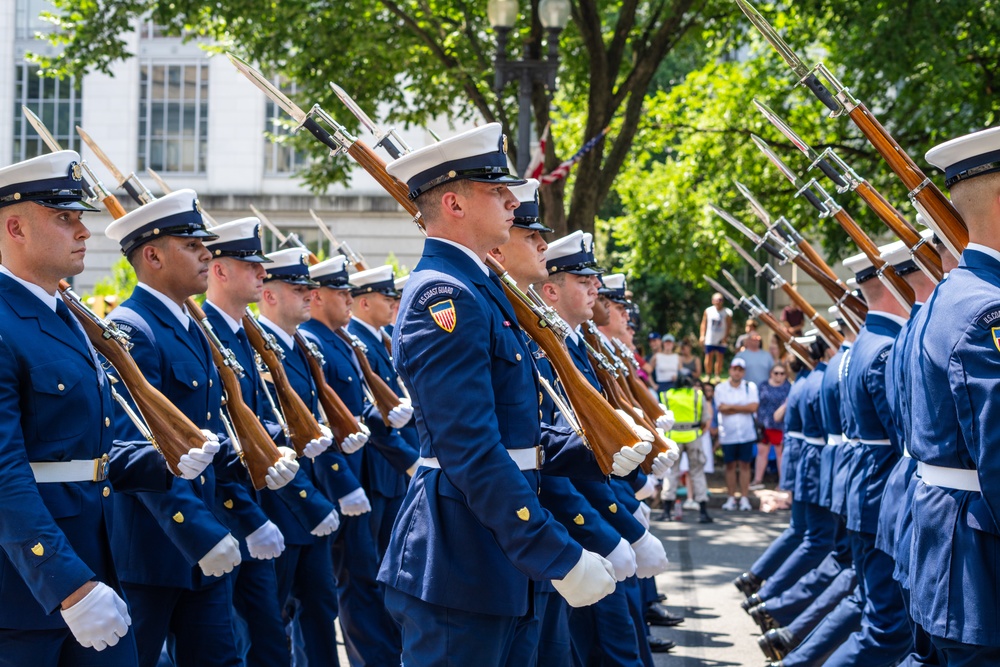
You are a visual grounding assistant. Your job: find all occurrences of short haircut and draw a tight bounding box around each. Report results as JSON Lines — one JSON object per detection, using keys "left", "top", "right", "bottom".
{"left": 414, "top": 179, "right": 474, "bottom": 221}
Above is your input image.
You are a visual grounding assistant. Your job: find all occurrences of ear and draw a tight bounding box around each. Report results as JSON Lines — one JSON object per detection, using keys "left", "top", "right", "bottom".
{"left": 540, "top": 281, "right": 558, "bottom": 302}
{"left": 261, "top": 286, "right": 278, "bottom": 306}
{"left": 3, "top": 213, "right": 26, "bottom": 246}
{"left": 210, "top": 261, "right": 226, "bottom": 281}
{"left": 440, "top": 191, "right": 465, "bottom": 220}
{"left": 140, "top": 243, "right": 163, "bottom": 271}
{"left": 487, "top": 247, "right": 505, "bottom": 263}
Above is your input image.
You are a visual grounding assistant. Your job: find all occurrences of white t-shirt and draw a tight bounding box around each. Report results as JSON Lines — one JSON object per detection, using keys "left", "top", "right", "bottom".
{"left": 704, "top": 306, "right": 732, "bottom": 346}
{"left": 651, "top": 352, "right": 680, "bottom": 384}
{"left": 714, "top": 379, "right": 759, "bottom": 444}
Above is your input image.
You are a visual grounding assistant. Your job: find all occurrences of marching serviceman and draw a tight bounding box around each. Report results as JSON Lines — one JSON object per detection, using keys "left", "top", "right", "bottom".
{"left": 379, "top": 123, "right": 621, "bottom": 666}
{"left": 301, "top": 256, "right": 401, "bottom": 665}
{"left": 202, "top": 220, "right": 345, "bottom": 666}
{"left": 0, "top": 151, "right": 178, "bottom": 666}
{"left": 104, "top": 190, "right": 296, "bottom": 667}
{"left": 904, "top": 127, "right": 1000, "bottom": 663}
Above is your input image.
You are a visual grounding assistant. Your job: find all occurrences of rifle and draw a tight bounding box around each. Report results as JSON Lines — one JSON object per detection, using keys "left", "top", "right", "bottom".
{"left": 330, "top": 82, "right": 412, "bottom": 159}
{"left": 710, "top": 203, "right": 868, "bottom": 329}
{"left": 753, "top": 99, "right": 948, "bottom": 275}
{"left": 726, "top": 238, "right": 843, "bottom": 348}
{"left": 22, "top": 107, "right": 211, "bottom": 478}
{"left": 249, "top": 205, "right": 404, "bottom": 424}
{"left": 750, "top": 135, "right": 914, "bottom": 311}
{"left": 75, "top": 128, "right": 284, "bottom": 487}
{"left": 734, "top": 0, "right": 969, "bottom": 255}
{"left": 706, "top": 275, "right": 816, "bottom": 370}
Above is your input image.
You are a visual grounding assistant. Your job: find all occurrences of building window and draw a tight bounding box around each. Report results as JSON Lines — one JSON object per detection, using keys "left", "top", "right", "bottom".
{"left": 12, "top": 64, "right": 82, "bottom": 162}
{"left": 138, "top": 62, "right": 208, "bottom": 173}
{"left": 264, "top": 75, "right": 306, "bottom": 174}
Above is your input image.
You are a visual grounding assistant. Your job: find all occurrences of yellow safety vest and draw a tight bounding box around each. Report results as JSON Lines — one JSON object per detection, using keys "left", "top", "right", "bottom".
{"left": 661, "top": 387, "right": 703, "bottom": 444}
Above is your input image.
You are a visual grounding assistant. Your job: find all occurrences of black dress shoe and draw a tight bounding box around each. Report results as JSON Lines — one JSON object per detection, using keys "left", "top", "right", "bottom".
{"left": 741, "top": 593, "right": 763, "bottom": 613}
{"left": 758, "top": 628, "right": 794, "bottom": 660}
{"left": 647, "top": 636, "right": 675, "bottom": 653}
{"left": 749, "top": 603, "right": 779, "bottom": 633}
{"left": 645, "top": 602, "right": 685, "bottom": 627}
{"left": 733, "top": 571, "right": 762, "bottom": 597}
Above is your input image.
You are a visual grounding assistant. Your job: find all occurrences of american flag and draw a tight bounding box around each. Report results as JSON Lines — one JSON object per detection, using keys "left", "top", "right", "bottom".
{"left": 526, "top": 123, "right": 549, "bottom": 179}
{"left": 539, "top": 126, "right": 611, "bottom": 185}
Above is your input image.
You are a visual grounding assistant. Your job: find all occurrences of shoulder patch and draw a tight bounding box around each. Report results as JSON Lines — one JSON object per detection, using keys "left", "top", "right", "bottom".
{"left": 992, "top": 327, "right": 1000, "bottom": 353}
{"left": 429, "top": 300, "right": 457, "bottom": 333}
{"left": 976, "top": 307, "right": 1000, "bottom": 328}
{"left": 415, "top": 283, "right": 463, "bottom": 310}
{"left": 876, "top": 348, "right": 890, "bottom": 363}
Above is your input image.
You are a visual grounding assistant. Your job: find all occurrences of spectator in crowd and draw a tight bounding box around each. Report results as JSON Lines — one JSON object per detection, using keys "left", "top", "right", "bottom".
{"left": 650, "top": 333, "right": 681, "bottom": 392}
{"left": 735, "top": 318, "right": 758, "bottom": 351}
{"left": 750, "top": 363, "right": 791, "bottom": 490}
{"left": 767, "top": 336, "right": 783, "bottom": 364}
{"left": 781, "top": 303, "right": 805, "bottom": 336}
{"left": 715, "top": 358, "right": 759, "bottom": 511}
{"left": 700, "top": 292, "right": 732, "bottom": 380}
{"left": 678, "top": 339, "right": 702, "bottom": 380}
{"left": 660, "top": 374, "right": 712, "bottom": 523}
{"left": 647, "top": 332, "right": 662, "bottom": 356}
{"left": 699, "top": 381, "right": 717, "bottom": 477}
{"left": 734, "top": 333, "right": 773, "bottom": 388}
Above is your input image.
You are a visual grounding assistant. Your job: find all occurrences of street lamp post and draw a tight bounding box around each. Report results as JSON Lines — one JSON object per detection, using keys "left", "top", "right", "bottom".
{"left": 488, "top": 0, "right": 571, "bottom": 177}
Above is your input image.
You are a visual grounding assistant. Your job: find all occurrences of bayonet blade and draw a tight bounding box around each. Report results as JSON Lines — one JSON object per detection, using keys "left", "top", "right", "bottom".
{"left": 330, "top": 82, "right": 377, "bottom": 135}
{"left": 249, "top": 204, "right": 288, "bottom": 244}
{"left": 750, "top": 134, "right": 801, "bottom": 187}
{"left": 721, "top": 269, "right": 752, "bottom": 301}
{"left": 23, "top": 106, "right": 63, "bottom": 152}
{"left": 733, "top": 0, "right": 811, "bottom": 80}
{"left": 710, "top": 203, "right": 767, "bottom": 245}
{"left": 733, "top": 180, "right": 773, "bottom": 226}
{"left": 309, "top": 208, "right": 340, "bottom": 246}
{"left": 753, "top": 99, "right": 816, "bottom": 159}
{"left": 76, "top": 125, "right": 127, "bottom": 187}
{"left": 227, "top": 53, "right": 307, "bottom": 125}
{"left": 726, "top": 237, "right": 766, "bottom": 274}
{"left": 146, "top": 168, "right": 173, "bottom": 194}
{"left": 703, "top": 275, "right": 740, "bottom": 306}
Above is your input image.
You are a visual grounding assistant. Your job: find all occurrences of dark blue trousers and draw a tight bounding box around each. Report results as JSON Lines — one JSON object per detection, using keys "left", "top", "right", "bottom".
{"left": 535, "top": 591, "right": 573, "bottom": 667}
{"left": 751, "top": 499, "right": 807, "bottom": 581}
{"left": 824, "top": 531, "right": 912, "bottom": 666}
{"left": 126, "top": 578, "right": 242, "bottom": 667}
{"left": 785, "top": 569, "right": 857, "bottom": 642}
{"left": 568, "top": 584, "right": 643, "bottom": 666}
{"left": 898, "top": 588, "right": 940, "bottom": 666}
{"left": 231, "top": 559, "right": 290, "bottom": 667}
{"left": 929, "top": 636, "right": 1000, "bottom": 667}
{"left": 755, "top": 501, "right": 837, "bottom": 601}
{"left": 0, "top": 626, "right": 139, "bottom": 667}
{"left": 331, "top": 513, "right": 401, "bottom": 665}
{"left": 767, "top": 551, "right": 847, "bottom": 626}
{"left": 506, "top": 588, "right": 545, "bottom": 667}
{"left": 781, "top": 590, "right": 862, "bottom": 667}
{"left": 274, "top": 542, "right": 340, "bottom": 666}
{"left": 386, "top": 587, "right": 519, "bottom": 667}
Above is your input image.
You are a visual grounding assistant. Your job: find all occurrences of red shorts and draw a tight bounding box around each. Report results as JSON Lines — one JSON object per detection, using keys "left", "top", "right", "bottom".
{"left": 762, "top": 428, "right": 784, "bottom": 446}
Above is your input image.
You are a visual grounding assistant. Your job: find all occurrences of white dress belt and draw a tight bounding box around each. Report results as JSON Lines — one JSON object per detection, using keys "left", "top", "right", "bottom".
{"left": 859, "top": 438, "right": 892, "bottom": 446}
{"left": 804, "top": 436, "right": 826, "bottom": 446}
{"left": 30, "top": 456, "right": 109, "bottom": 483}
{"left": 786, "top": 431, "right": 805, "bottom": 440}
{"left": 918, "top": 462, "right": 980, "bottom": 493}
{"left": 826, "top": 434, "right": 844, "bottom": 446}
{"left": 420, "top": 446, "right": 544, "bottom": 472}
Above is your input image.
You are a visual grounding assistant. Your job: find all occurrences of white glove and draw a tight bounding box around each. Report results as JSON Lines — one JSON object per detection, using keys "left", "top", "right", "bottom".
{"left": 310, "top": 509, "right": 341, "bottom": 536}
{"left": 265, "top": 447, "right": 300, "bottom": 490}
{"left": 612, "top": 441, "right": 652, "bottom": 477}
{"left": 551, "top": 549, "right": 617, "bottom": 608}
{"left": 650, "top": 452, "right": 676, "bottom": 479}
{"left": 60, "top": 582, "right": 131, "bottom": 651}
{"left": 338, "top": 488, "right": 372, "bottom": 516}
{"left": 340, "top": 422, "right": 370, "bottom": 454}
{"left": 177, "top": 432, "right": 220, "bottom": 480}
{"left": 656, "top": 407, "right": 676, "bottom": 432}
{"left": 387, "top": 398, "right": 415, "bottom": 429}
{"left": 635, "top": 475, "right": 657, "bottom": 501}
{"left": 604, "top": 538, "right": 638, "bottom": 582}
{"left": 633, "top": 502, "right": 651, "bottom": 529}
{"left": 246, "top": 520, "right": 285, "bottom": 560}
{"left": 632, "top": 531, "right": 669, "bottom": 579}
{"left": 302, "top": 424, "right": 334, "bottom": 459}
{"left": 198, "top": 534, "right": 242, "bottom": 577}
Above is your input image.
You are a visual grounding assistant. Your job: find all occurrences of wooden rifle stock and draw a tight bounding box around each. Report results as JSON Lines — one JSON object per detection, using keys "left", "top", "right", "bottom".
{"left": 183, "top": 299, "right": 282, "bottom": 489}
{"left": 788, "top": 253, "right": 868, "bottom": 323}
{"left": 334, "top": 329, "right": 401, "bottom": 426}
{"left": 845, "top": 104, "right": 968, "bottom": 254}
{"left": 829, "top": 208, "right": 914, "bottom": 309}
{"left": 60, "top": 282, "right": 199, "bottom": 477}
{"left": 612, "top": 345, "right": 668, "bottom": 422}
{"left": 853, "top": 181, "right": 943, "bottom": 281}
{"left": 757, "top": 311, "right": 816, "bottom": 370}
{"left": 294, "top": 331, "right": 357, "bottom": 448}
{"left": 240, "top": 315, "right": 324, "bottom": 456}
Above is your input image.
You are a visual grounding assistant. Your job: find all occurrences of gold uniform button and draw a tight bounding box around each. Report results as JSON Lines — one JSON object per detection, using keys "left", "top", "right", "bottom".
{"left": 608, "top": 503, "right": 618, "bottom": 514}
{"left": 200, "top": 475, "right": 206, "bottom": 485}
{"left": 573, "top": 513, "right": 585, "bottom": 525}
{"left": 224, "top": 499, "right": 234, "bottom": 509}
{"left": 539, "top": 392, "right": 543, "bottom": 405}
{"left": 347, "top": 377, "right": 352, "bottom": 382}
{"left": 31, "top": 542, "right": 44, "bottom": 557}
{"left": 516, "top": 507, "right": 530, "bottom": 521}
{"left": 105, "top": 417, "right": 111, "bottom": 427}
{"left": 207, "top": 412, "right": 212, "bottom": 420}
{"left": 299, "top": 490, "right": 308, "bottom": 498}
{"left": 102, "top": 487, "right": 111, "bottom": 498}
{"left": 172, "top": 512, "right": 185, "bottom": 524}
{"left": 209, "top": 379, "right": 213, "bottom": 387}
{"left": 515, "top": 353, "right": 522, "bottom": 361}
{"left": 57, "top": 383, "right": 65, "bottom": 391}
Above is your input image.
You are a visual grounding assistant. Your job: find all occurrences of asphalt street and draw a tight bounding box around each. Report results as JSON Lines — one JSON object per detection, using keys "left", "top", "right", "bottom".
{"left": 649, "top": 506, "right": 788, "bottom": 666}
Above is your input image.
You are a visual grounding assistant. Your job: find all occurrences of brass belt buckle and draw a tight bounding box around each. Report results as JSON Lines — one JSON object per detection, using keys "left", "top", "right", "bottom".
{"left": 93, "top": 453, "right": 110, "bottom": 482}
{"left": 535, "top": 445, "right": 546, "bottom": 469}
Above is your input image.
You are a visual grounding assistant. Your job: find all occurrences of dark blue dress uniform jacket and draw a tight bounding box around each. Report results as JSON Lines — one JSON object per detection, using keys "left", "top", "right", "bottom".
{"left": 0, "top": 275, "right": 169, "bottom": 629}
{"left": 793, "top": 362, "right": 827, "bottom": 505}
{"left": 204, "top": 304, "right": 341, "bottom": 546}
{"left": 818, "top": 344, "right": 849, "bottom": 509}
{"left": 841, "top": 313, "right": 902, "bottom": 536}
{"left": 906, "top": 248, "right": 1000, "bottom": 645}
{"left": 109, "top": 286, "right": 263, "bottom": 589}
{"left": 779, "top": 369, "right": 810, "bottom": 493}
{"left": 377, "top": 239, "right": 583, "bottom": 617}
